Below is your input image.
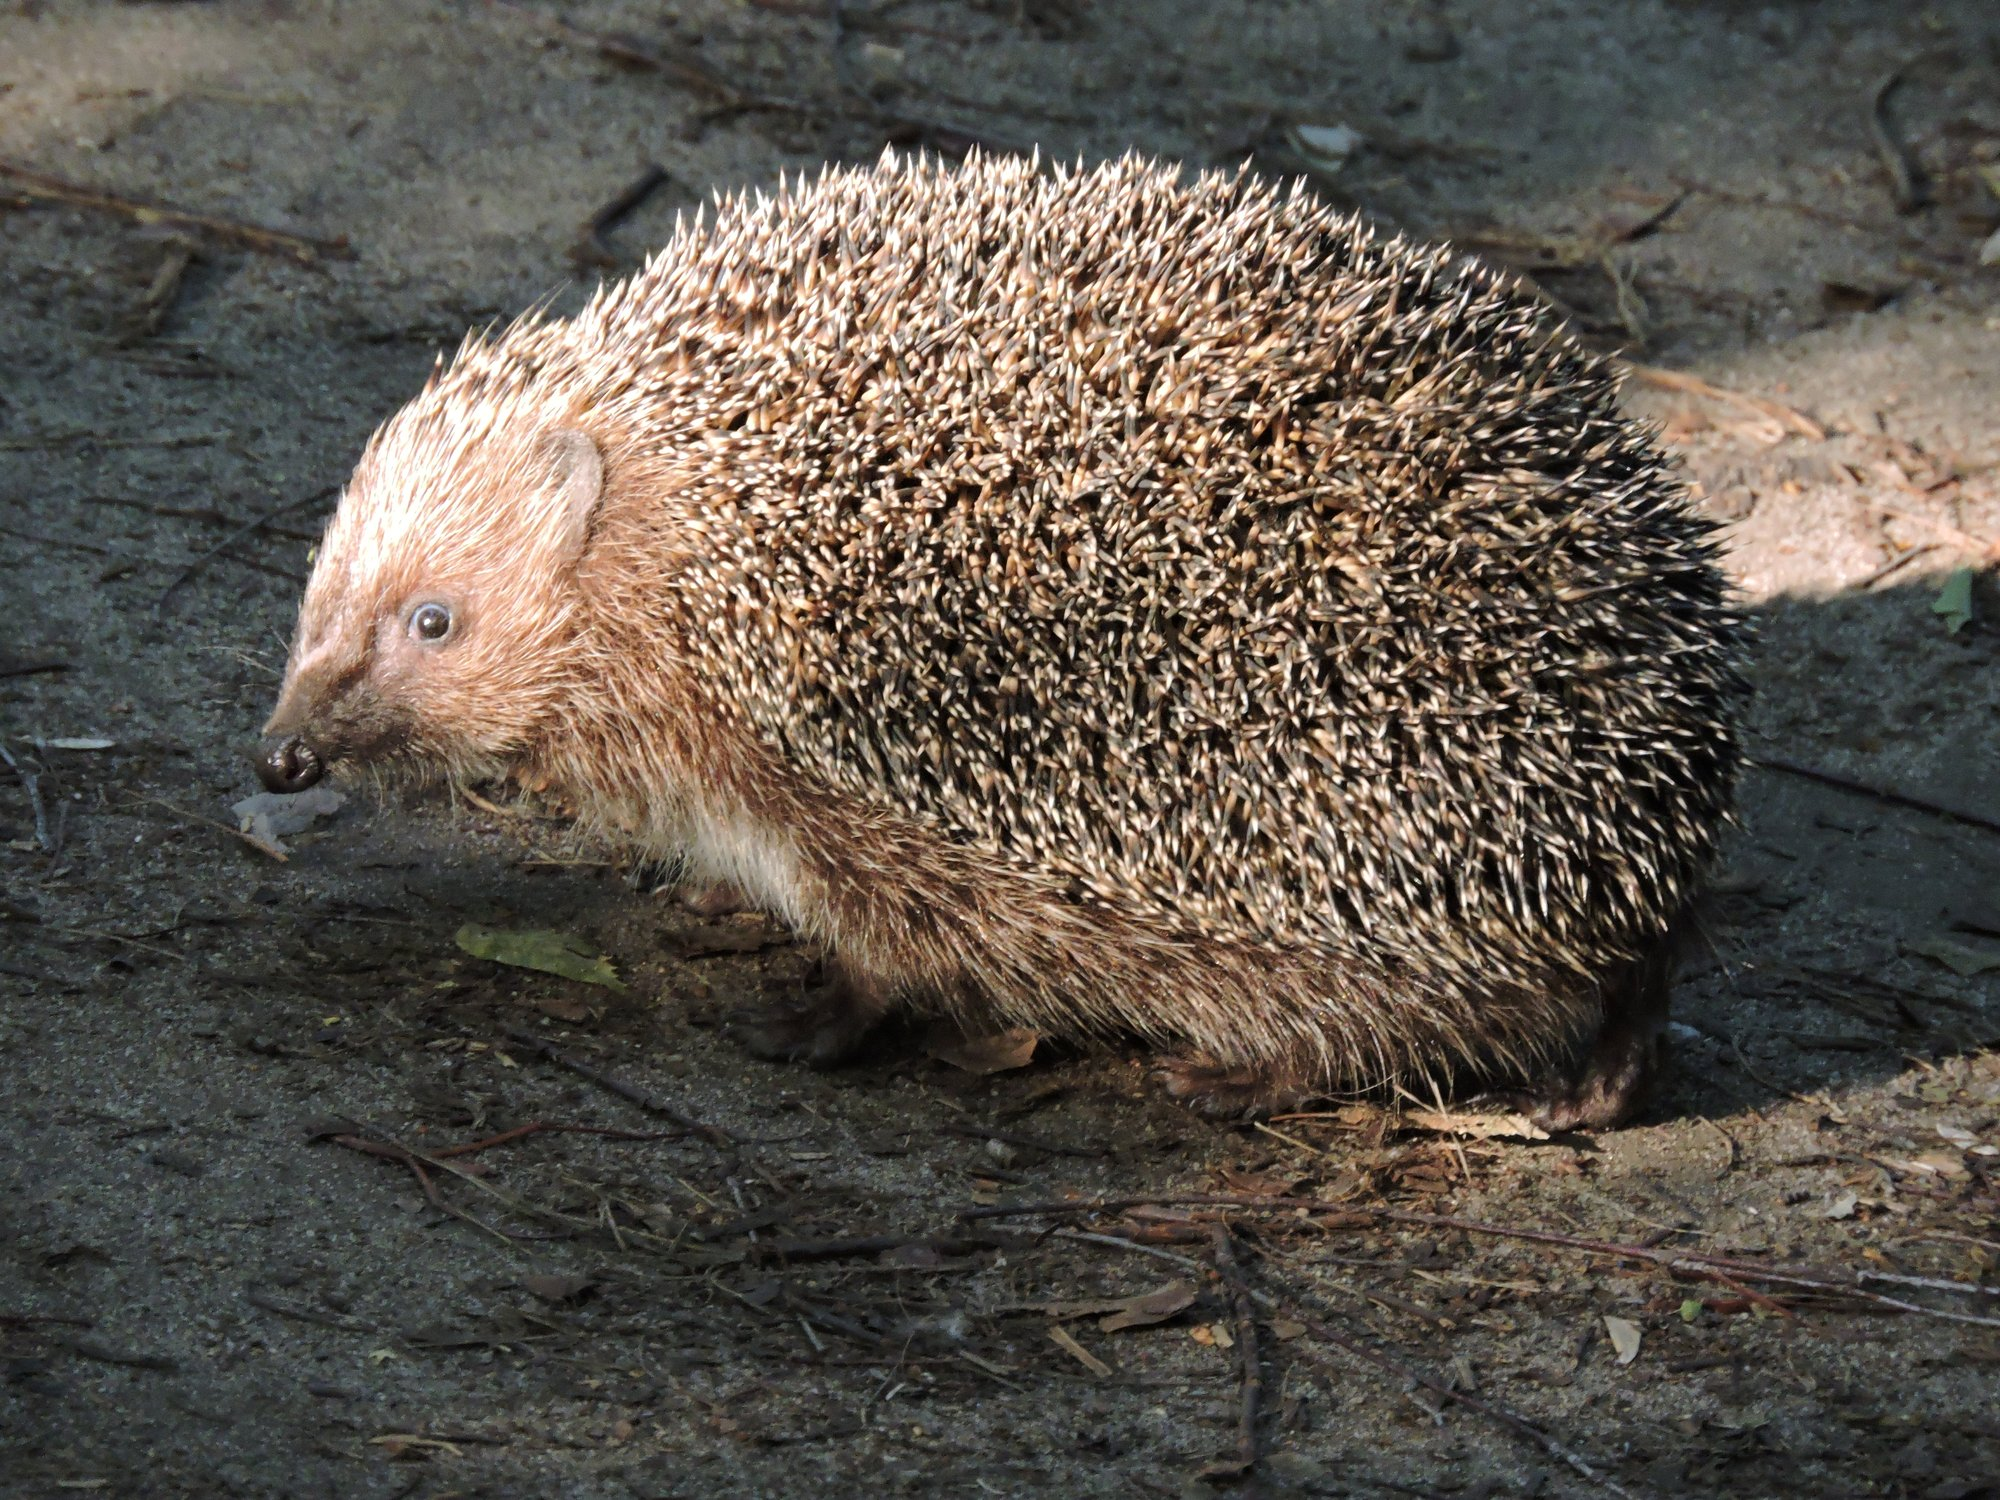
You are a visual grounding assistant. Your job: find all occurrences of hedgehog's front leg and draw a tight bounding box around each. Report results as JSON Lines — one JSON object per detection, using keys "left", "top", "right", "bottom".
{"left": 729, "top": 962, "right": 891, "bottom": 1067}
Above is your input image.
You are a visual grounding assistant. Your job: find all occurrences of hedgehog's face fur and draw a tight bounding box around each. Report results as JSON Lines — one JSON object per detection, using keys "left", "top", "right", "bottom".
{"left": 258, "top": 387, "right": 606, "bottom": 794}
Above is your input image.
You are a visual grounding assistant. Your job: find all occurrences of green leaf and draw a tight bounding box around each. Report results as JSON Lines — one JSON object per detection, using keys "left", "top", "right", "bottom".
{"left": 454, "top": 923, "right": 627, "bottom": 992}
{"left": 1931, "top": 567, "right": 1974, "bottom": 634}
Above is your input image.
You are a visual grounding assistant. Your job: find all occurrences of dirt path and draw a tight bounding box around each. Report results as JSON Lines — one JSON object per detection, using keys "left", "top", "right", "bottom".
{"left": 2, "top": 3, "right": 1997, "bottom": 1497}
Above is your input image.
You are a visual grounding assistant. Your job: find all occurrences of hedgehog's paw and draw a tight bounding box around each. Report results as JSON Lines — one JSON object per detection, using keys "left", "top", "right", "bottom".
{"left": 679, "top": 880, "right": 748, "bottom": 918}
{"left": 1480, "top": 1003, "right": 1665, "bottom": 1132}
{"left": 729, "top": 980, "right": 884, "bottom": 1068}
{"left": 1517, "top": 1029, "right": 1662, "bottom": 1132}
{"left": 1155, "top": 1055, "right": 1317, "bottom": 1120}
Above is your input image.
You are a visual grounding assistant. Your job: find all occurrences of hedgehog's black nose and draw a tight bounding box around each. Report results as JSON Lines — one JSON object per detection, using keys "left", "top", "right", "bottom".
{"left": 256, "top": 733, "right": 325, "bottom": 793}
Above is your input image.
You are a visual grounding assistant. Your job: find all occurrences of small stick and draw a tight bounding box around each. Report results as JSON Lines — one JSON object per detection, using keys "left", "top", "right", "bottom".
{"left": 0, "top": 160, "right": 353, "bottom": 264}
{"left": 0, "top": 743, "right": 53, "bottom": 853}
{"left": 963, "top": 1194, "right": 2000, "bottom": 1326}
{"left": 1876, "top": 505, "right": 2000, "bottom": 563}
{"left": 430, "top": 1119, "right": 689, "bottom": 1157}
{"left": 1854, "top": 543, "right": 1938, "bottom": 591}
{"left": 245, "top": 1286, "right": 363, "bottom": 1331}
{"left": 0, "top": 521, "right": 121, "bottom": 556}
{"left": 326, "top": 1133, "right": 518, "bottom": 1245}
{"left": 1201, "top": 1223, "right": 1263, "bottom": 1479}
{"left": 117, "top": 236, "right": 197, "bottom": 345}
{"left": 1277, "top": 1301, "right": 1631, "bottom": 1497}
{"left": 1619, "top": 360, "right": 1824, "bottom": 441}
{"left": 501, "top": 1028, "right": 738, "bottom": 1149}
{"left": 0, "top": 658, "right": 70, "bottom": 680}
{"left": 1047, "top": 1322, "right": 1111, "bottom": 1377}
{"left": 155, "top": 484, "right": 337, "bottom": 614}
{"left": 1752, "top": 755, "right": 2000, "bottom": 837}
{"left": 133, "top": 793, "right": 288, "bottom": 862}
{"left": 1868, "top": 69, "right": 1928, "bottom": 214}
{"left": 0, "top": 429, "right": 226, "bottom": 451}
{"left": 1056, "top": 1227, "right": 1626, "bottom": 1497}
{"left": 571, "top": 163, "right": 672, "bottom": 269}
{"left": 495, "top": 2, "right": 807, "bottom": 115}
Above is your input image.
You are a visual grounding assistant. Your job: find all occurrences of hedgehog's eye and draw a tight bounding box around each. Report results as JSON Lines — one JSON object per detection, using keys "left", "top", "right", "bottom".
{"left": 408, "top": 602, "right": 454, "bottom": 644}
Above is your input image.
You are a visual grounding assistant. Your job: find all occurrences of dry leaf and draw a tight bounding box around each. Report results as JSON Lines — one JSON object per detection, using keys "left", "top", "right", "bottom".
{"left": 530, "top": 991, "right": 595, "bottom": 1022}
{"left": 521, "top": 1273, "right": 597, "bottom": 1303}
{"left": 1097, "top": 1279, "right": 1198, "bottom": 1333}
{"left": 1603, "top": 1315, "right": 1642, "bottom": 1365}
{"left": 231, "top": 784, "right": 345, "bottom": 855}
{"left": 925, "top": 1026, "right": 1039, "bottom": 1075}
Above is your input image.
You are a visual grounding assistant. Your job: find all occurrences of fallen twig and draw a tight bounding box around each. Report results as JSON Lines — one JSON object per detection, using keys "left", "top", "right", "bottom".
{"left": 1056, "top": 1226, "right": 1628, "bottom": 1497}
{"left": 758, "top": 1229, "right": 1021, "bottom": 1262}
{"left": 1201, "top": 1224, "right": 1262, "bottom": 1479}
{"left": 133, "top": 793, "right": 288, "bottom": 862}
{"left": 431, "top": 1119, "right": 690, "bottom": 1157}
{"left": 1619, "top": 360, "right": 1824, "bottom": 441}
{"left": 1877, "top": 505, "right": 2000, "bottom": 563}
{"left": 0, "top": 743, "right": 53, "bottom": 854}
{"left": 0, "top": 657, "right": 70, "bottom": 680}
{"left": 495, "top": 1, "right": 811, "bottom": 116}
{"left": 501, "top": 1028, "right": 739, "bottom": 1150}
{"left": 1854, "top": 542, "right": 1940, "bottom": 591}
{"left": 1752, "top": 756, "right": 2000, "bottom": 837}
{"left": 965, "top": 1195, "right": 2000, "bottom": 1327}
{"left": 1868, "top": 69, "right": 1928, "bottom": 214}
{"left": 117, "top": 236, "right": 197, "bottom": 345}
{"left": 155, "top": 485, "right": 337, "bottom": 614}
{"left": 571, "top": 162, "right": 673, "bottom": 269}
{"left": 245, "top": 1285, "right": 364, "bottom": 1331}
{"left": 0, "top": 160, "right": 352, "bottom": 264}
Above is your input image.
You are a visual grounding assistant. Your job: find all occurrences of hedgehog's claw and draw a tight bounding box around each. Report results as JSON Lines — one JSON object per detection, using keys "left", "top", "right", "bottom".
{"left": 1155, "top": 1055, "right": 1317, "bottom": 1120}
{"left": 729, "top": 980, "right": 884, "bottom": 1068}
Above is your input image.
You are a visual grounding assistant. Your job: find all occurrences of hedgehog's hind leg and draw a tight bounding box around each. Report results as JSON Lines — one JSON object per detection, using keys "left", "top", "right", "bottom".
{"left": 730, "top": 962, "right": 893, "bottom": 1068}
{"left": 1514, "top": 934, "right": 1678, "bottom": 1132}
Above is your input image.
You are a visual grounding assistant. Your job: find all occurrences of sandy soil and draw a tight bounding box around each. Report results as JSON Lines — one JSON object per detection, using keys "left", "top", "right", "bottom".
{"left": 2, "top": 2, "right": 1998, "bottom": 1497}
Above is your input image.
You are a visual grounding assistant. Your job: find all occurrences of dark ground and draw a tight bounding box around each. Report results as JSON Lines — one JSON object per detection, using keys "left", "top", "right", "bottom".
{"left": 2, "top": 2, "right": 1999, "bottom": 1497}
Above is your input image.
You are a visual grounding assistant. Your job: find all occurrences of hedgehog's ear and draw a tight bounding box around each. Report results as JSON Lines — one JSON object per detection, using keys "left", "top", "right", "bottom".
{"left": 538, "top": 427, "right": 605, "bottom": 565}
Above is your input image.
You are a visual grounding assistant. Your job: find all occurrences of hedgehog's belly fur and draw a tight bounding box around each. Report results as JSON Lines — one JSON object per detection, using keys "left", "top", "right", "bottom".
{"left": 657, "top": 775, "right": 1628, "bottom": 1118}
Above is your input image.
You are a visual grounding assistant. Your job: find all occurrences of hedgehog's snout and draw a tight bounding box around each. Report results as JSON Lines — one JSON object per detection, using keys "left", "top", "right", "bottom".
{"left": 256, "top": 733, "right": 325, "bottom": 793}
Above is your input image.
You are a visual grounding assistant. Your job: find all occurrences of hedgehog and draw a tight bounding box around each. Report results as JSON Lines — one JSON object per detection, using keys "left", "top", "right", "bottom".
{"left": 255, "top": 151, "right": 1746, "bottom": 1126}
